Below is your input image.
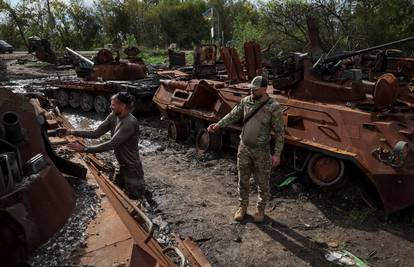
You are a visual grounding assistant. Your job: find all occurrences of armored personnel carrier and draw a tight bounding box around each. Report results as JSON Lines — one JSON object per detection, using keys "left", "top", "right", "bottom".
{"left": 153, "top": 27, "right": 414, "bottom": 213}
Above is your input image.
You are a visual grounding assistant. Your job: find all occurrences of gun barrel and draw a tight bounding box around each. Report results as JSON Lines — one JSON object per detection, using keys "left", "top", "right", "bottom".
{"left": 324, "top": 36, "right": 414, "bottom": 63}
{"left": 65, "top": 47, "right": 94, "bottom": 67}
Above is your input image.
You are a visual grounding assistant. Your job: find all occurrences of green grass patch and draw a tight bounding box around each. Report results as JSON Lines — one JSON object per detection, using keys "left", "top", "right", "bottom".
{"left": 140, "top": 48, "right": 167, "bottom": 65}
{"left": 185, "top": 50, "right": 194, "bottom": 65}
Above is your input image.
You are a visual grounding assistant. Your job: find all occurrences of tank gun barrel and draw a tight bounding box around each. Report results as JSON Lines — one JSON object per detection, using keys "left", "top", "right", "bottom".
{"left": 65, "top": 47, "right": 94, "bottom": 68}
{"left": 323, "top": 36, "right": 414, "bottom": 63}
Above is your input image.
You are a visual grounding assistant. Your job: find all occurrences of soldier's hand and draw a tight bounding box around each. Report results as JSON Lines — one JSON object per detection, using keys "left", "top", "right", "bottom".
{"left": 67, "top": 141, "right": 85, "bottom": 152}
{"left": 271, "top": 155, "right": 280, "bottom": 168}
{"left": 207, "top": 123, "right": 220, "bottom": 133}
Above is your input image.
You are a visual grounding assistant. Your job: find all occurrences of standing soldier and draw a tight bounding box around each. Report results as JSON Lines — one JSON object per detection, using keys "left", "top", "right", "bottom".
{"left": 208, "top": 76, "right": 284, "bottom": 223}
{"left": 63, "top": 92, "right": 146, "bottom": 200}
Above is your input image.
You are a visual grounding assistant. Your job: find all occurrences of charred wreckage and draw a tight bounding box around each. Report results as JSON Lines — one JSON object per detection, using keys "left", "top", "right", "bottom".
{"left": 153, "top": 19, "right": 414, "bottom": 213}
{"left": 0, "top": 90, "right": 212, "bottom": 266}
{"left": 2, "top": 16, "right": 414, "bottom": 266}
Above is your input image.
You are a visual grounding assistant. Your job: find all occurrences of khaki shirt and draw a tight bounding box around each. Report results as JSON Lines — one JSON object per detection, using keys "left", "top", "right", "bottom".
{"left": 217, "top": 94, "right": 284, "bottom": 155}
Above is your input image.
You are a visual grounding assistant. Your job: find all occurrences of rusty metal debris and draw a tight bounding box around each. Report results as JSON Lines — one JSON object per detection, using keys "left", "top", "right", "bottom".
{"left": 173, "top": 234, "right": 212, "bottom": 267}
{"left": 28, "top": 36, "right": 57, "bottom": 64}
{"left": 0, "top": 90, "right": 76, "bottom": 266}
{"left": 153, "top": 20, "right": 414, "bottom": 213}
{"left": 56, "top": 107, "right": 211, "bottom": 266}
{"left": 168, "top": 49, "right": 186, "bottom": 68}
{"left": 193, "top": 45, "right": 218, "bottom": 79}
{"left": 28, "top": 37, "right": 73, "bottom": 65}
{"left": 0, "top": 89, "right": 211, "bottom": 266}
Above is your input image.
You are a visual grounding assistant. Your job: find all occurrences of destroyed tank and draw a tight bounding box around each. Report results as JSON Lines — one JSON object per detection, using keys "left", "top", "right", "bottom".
{"left": 47, "top": 47, "right": 157, "bottom": 115}
{"left": 153, "top": 35, "right": 414, "bottom": 213}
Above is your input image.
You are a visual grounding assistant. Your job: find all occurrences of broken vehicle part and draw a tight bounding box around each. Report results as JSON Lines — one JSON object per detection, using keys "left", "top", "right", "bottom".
{"left": 0, "top": 89, "right": 75, "bottom": 266}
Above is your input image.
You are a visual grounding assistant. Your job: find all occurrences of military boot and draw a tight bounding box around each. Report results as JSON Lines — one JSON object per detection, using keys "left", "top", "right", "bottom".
{"left": 253, "top": 207, "right": 265, "bottom": 223}
{"left": 233, "top": 206, "right": 247, "bottom": 221}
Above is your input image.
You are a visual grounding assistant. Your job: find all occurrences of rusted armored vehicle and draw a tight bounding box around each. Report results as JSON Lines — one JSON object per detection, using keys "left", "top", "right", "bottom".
{"left": 0, "top": 90, "right": 82, "bottom": 266}
{"left": 28, "top": 36, "right": 73, "bottom": 65}
{"left": 47, "top": 47, "right": 156, "bottom": 114}
{"left": 353, "top": 48, "right": 414, "bottom": 83}
{"left": 153, "top": 33, "right": 414, "bottom": 213}
{"left": 354, "top": 49, "right": 414, "bottom": 108}
{"left": 28, "top": 36, "right": 58, "bottom": 64}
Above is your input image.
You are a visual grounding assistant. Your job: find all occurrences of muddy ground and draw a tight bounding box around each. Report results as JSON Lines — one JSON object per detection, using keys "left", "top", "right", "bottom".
{"left": 2, "top": 53, "right": 414, "bottom": 267}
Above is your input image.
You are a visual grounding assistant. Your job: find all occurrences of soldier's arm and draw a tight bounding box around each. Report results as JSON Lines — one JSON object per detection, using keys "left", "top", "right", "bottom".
{"left": 271, "top": 104, "right": 285, "bottom": 155}
{"left": 86, "top": 122, "right": 135, "bottom": 153}
{"left": 216, "top": 101, "right": 244, "bottom": 128}
{"left": 72, "top": 113, "right": 113, "bottom": 139}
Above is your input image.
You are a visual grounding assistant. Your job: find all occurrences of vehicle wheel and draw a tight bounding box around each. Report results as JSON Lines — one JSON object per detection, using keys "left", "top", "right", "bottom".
{"left": 195, "top": 128, "right": 222, "bottom": 153}
{"left": 69, "top": 91, "right": 80, "bottom": 108}
{"left": 80, "top": 92, "right": 94, "bottom": 112}
{"left": 56, "top": 90, "right": 69, "bottom": 107}
{"left": 94, "top": 96, "right": 109, "bottom": 114}
{"left": 306, "top": 153, "right": 347, "bottom": 187}
{"left": 168, "top": 120, "right": 188, "bottom": 141}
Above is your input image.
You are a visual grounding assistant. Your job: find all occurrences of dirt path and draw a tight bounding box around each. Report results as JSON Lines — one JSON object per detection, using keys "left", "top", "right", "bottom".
{"left": 139, "top": 119, "right": 414, "bottom": 267}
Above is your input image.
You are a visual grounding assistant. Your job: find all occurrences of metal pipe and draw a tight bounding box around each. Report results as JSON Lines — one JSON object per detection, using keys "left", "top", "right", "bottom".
{"left": 324, "top": 36, "right": 414, "bottom": 63}
{"left": 1, "top": 112, "right": 24, "bottom": 143}
{"left": 65, "top": 47, "right": 94, "bottom": 67}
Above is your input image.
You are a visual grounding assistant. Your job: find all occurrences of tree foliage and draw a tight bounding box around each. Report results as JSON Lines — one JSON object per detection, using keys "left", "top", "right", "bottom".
{"left": 0, "top": 0, "right": 414, "bottom": 56}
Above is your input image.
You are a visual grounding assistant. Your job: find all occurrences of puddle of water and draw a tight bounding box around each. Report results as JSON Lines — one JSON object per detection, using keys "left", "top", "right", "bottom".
{"left": 0, "top": 78, "right": 52, "bottom": 94}
{"left": 139, "top": 139, "right": 161, "bottom": 153}
{"left": 63, "top": 110, "right": 161, "bottom": 153}
{"left": 63, "top": 111, "right": 104, "bottom": 130}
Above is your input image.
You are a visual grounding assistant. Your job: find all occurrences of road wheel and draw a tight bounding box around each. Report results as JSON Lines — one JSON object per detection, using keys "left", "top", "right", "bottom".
{"left": 168, "top": 120, "right": 189, "bottom": 141}
{"left": 306, "top": 153, "right": 347, "bottom": 187}
{"left": 69, "top": 91, "right": 80, "bottom": 108}
{"left": 80, "top": 92, "right": 94, "bottom": 112}
{"left": 57, "top": 90, "right": 69, "bottom": 107}
{"left": 94, "top": 96, "right": 109, "bottom": 114}
{"left": 195, "top": 128, "right": 223, "bottom": 153}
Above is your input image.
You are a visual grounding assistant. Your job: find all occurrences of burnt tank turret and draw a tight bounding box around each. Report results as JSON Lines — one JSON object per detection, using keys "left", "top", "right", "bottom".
{"left": 47, "top": 48, "right": 156, "bottom": 115}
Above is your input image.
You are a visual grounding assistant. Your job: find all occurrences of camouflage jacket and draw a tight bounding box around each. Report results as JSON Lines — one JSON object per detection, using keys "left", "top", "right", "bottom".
{"left": 217, "top": 94, "right": 284, "bottom": 155}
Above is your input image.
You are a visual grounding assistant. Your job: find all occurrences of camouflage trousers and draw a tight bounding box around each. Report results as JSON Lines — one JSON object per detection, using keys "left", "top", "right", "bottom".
{"left": 237, "top": 142, "right": 272, "bottom": 209}
{"left": 114, "top": 161, "right": 146, "bottom": 198}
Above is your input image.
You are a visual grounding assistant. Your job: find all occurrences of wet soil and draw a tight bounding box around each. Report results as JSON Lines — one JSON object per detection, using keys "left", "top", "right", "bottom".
{"left": 3, "top": 54, "right": 414, "bottom": 267}
{"left": 137, "top": 117, "right": 414, "bottom": 267}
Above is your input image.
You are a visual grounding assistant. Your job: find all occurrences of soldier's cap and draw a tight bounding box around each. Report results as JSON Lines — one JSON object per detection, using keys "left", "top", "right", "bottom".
{"left": 114, "top": 92, "right": 135, "bottom": 104}
{"left": 248, "top": 76, "right": 268, "bottom": 90}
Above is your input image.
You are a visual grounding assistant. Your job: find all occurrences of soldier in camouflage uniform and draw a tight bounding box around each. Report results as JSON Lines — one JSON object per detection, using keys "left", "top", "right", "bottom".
{"left": 208, "top": 76, "right": 284, "bottom": 223}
